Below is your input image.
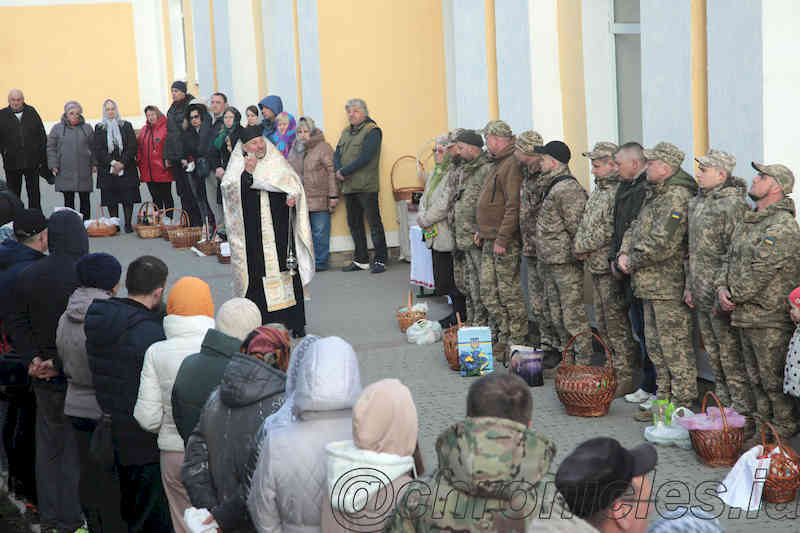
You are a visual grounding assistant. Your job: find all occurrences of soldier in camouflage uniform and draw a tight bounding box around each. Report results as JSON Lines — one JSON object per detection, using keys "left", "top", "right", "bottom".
{"left": 383, "top": 374, "right": 563, "bottom": 533}
{"left": 618, "top": 142, "right": 698, "bottom": 408}
{"left": 533, "top": 141, "right": 592, "bottom": 363}
{"left": 686, "top": 149, "right": 755, "bottom": 432}
{"left": 719, "top": 162, "right": 800, "bottom": 441}
{"left": 450, "top": 130, "right": 490, "bottom": 327}
{"left": 574, "top": 142, "right": 639, "bottom": 395}
{"left": 477, "top": 120, "right": 527, "bottom": 357}
{"left": 515, "top": 131, "right": 559, "bottom": 362}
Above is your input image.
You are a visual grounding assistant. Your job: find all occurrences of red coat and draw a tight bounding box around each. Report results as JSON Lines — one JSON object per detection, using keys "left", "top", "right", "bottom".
{"left": 136, "top": 115, "right": 173, "bottom": 183}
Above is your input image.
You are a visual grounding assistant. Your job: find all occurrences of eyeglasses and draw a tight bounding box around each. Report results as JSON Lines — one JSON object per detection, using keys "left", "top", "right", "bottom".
{"left": 190, "top": 114, "right": 201, "bottom": 120}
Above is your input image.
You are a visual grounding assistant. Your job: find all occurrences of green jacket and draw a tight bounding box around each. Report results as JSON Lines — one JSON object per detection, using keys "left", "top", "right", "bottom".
{"left": 534, "top": 165, "right": 587, "bottom": 265}
{"left": 574, "top": 173, "right": 622, "bottom": 274}
{"left": 620, "top": 168, "right": 698, "bottom": 300}
{"left": 725, "top": 197, "right": 800, "bottom": 329}
{"left": 453, "top": 153, "right": 491, "bottom": 250}
{"left": 335, "top": 118, "right": 381, "bottom": 194}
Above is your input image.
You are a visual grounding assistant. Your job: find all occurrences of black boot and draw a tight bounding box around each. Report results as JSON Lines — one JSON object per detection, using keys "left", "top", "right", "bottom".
{"left": 123, "top": 204, "right": 134, "bottom": 233}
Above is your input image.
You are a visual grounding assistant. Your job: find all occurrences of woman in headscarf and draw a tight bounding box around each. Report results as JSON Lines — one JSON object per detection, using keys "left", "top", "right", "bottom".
{"left": 93, "top": 99, "right": 140, "bottom": 232}
{"left": 211, "top": 106, "right": 243, "bottom": 236}
{"left": 269, "top": 112, "right": 296, "bottom": 158}
{"left": 245, "top": 105, "right": 261, "bottom": 127}
{"left": 47, "top": 101, "right": 94, "bottom": 220}
{"left": 137, "top": 105, "right": 174, "bottom": 215}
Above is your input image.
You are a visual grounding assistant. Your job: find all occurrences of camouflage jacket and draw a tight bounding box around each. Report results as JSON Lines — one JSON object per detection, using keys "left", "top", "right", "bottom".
{"left": 384, "top": 417, "right": 558, "bottom": 533}
{"left": 453, "top": 153, "right": 491, "bottom": 250}
{"left": 725, "top": 197, "right": 800, "bottom": 329}
{"left": 520, "top": 167, "right": 545, "bottom": 257}
{"left": 619, "top": 168, "right": 697, "bottom": 300}
{"left": 573, "top": 173, "right": 621, "bottom": 274}
{"left": 534, "top": 165, "right": 588, "bottom": 265}
{"left": 687, "top": 177, "right": 748, "bottom": 312}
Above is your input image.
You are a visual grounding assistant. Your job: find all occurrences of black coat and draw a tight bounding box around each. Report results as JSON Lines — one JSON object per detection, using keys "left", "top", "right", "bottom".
{"left": 85, "top": 297, "right": 165, "bottom": 466}
{"left": 92, "top": 121, "right": 140, "bottom": 190}
{"left": 0, "top": 104, "right": 47, "bottom": 171}
{"left": 608, "top": 170, "right": 648, "bottom": 262}
{"left": 0, "top": 239, "right": 45, "bottom": 321}
{"left": 182, "top": 353, "right": 285, "bottom": 533}
{"left": 181, "top": 104, "right": 214, "bottom": 162}
{"left": 165, "top": 93, "right": 195, "bottom": 162}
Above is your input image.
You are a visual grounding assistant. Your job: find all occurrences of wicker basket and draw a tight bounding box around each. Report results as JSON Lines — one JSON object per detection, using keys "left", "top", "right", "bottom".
{"left": 396, "top": 290, "right": 425, "bottom": 332}
{"left": 391, "top": 155, "right": 425, "bottom": 201}
{"left": 554, "top": 330, "right": 618, "bottom": 417}
{"left": 760, "top": 422, "right": 800, "bottom": 503}
{"left": 194, "top": 224, "right": 219, "bottom": 256}
{"left": 159, "top": 208, "right": 189, "bottom": 240}
{"left": 168, "top": 226, "right": 202, "bottom": 249}
{"left": 688, "top": 391, "right": 744, "bottom": 467}
{"left": 217, "top": 248, "right": 231, "bottom": 264}
{"left": 133, "top": 202, "right": 161, "bottom": 239}
{"left": 87, "top": 207, "right": 118, "bottom": 238}
{"left": 443, "top": 312, "right": 464, "bottom": 371}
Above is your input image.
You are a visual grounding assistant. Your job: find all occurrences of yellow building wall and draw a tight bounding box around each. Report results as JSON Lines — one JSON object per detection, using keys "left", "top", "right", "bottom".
{"left": 0, "top": 3, "right": 140, "bottom": 123}
{"left": 315, "top": 0, "right": 449, "bottom": 238}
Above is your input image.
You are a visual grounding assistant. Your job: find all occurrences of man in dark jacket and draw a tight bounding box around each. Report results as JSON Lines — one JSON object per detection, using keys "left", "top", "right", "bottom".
{"left": 85, "top": 255, "right": 174, "bottom": 533}
{"left": 9, "top": 209, "right": 87, "bottom": 533}
{"left": 0, "top": 209, "right": 47, "bottom": 322}
{"left": 0, "top": 90, "right": 46, "bottom": 210}
{"left": 165, "top": 81, "right": 201, "bottom": 226}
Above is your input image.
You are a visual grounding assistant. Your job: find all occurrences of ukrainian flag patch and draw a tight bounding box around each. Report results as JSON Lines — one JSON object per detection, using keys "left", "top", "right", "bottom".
{"left": 670, "top": 211, "right": 682, "bottom": 220}
{"left": 764, "top": 237, "right": 775, "bottom": 245}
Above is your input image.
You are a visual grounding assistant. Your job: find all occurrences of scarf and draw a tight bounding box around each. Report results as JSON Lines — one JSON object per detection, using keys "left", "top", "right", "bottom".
{"left": 269, "top": 112, "right": 297, "bottom": 158}
{"left": 101, "top": 99, "right": 124, "bottom": 154}
{"left": 423, "top": 154, "right": 452, "bottom": 205}
{"left": 213, "top": 124, "right": 232, "bottom": 150}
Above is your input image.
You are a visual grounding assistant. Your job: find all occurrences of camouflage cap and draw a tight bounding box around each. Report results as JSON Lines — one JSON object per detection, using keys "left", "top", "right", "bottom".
{"left": 482, "top": 119, "right": 513, "bottom": 138}
{"left": 447, "top": 128, "right": 465, "bottom": 146}
{"left": 752, "top": 161, "right": 795, "bottom": 194}
{"left": 695, "top": 149, "right": 736, "bottom": 175}
{"left": 643, "top": 141, "right": 685, "bottom": 168}
{"left": 515, "top": 130, "right": 544, "bottom": 155}
{"left": 581, "top": 141, "right": 619, "bottom": 160}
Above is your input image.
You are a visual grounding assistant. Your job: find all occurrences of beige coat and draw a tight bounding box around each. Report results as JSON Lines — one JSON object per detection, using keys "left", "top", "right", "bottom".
{"left": 289, "top": 130, "right": 338, "bottom": 213}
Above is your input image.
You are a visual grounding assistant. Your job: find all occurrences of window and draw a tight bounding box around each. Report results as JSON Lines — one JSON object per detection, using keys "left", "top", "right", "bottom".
{"left": 612, "top": 0, "right": 643, "bottom": 144}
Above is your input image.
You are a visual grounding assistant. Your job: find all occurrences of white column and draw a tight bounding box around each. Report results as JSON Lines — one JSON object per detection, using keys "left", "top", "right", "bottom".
{"left": 132, "top": 0, "right": 169, "bottom": 126}
{"left": 581, "top": 0, "right": 617, "bottom": 145}
{"left": 529, "top": 0, "right": 563, "bottom": 140}
{"left": 228, "top": 0, "right": 261, "bottom": 109}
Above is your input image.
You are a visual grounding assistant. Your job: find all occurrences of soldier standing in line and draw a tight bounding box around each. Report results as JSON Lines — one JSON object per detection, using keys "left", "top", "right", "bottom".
{"left": 685, "top": 149, "right": 755, "bottom": 437}
{"left": 574, "top": 142, "right": 639, "bottom": 396}
{"left": 618, "top": 142, "right": 698, "bottom": 415}
{"left": 515, "top": 131, "right": 560, "bottom": 368}
{"left": 533, "top": 141, "right": 592, "bottom": 364}
{"left": 718, "top": 162, "right": 800, "bottom": 444}
{"left": 476, "top": 120, "right": 527, "bottom": 361}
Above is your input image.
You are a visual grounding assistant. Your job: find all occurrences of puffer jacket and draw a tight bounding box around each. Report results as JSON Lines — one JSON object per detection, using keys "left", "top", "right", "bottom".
{"left": 726, "top": 196, "right": 800, "bottom": 329}
{"left": 573, "top": 172, "right": 622, "bottom": 274}
{"left": 182, "top": 353, "right": 286, "bottom": 533}
{"left": 289, "top": 130, "right": 337, "bottom": 213}
{"left": 384, "top": 417, "right": 559, "bottom": 533}
{"left": 165, "top": 92, "right": 195, "bottom": 162}
{"left": 248, "top": 336, "right": 362, "bottom": 533}
{"left": 46, "top": 113, "right": 94, "bottom": 192}
{"left": 687, "top": 177, "right": 748, "bottom": 312}
{"left": 134, "top": 314, "right": 215, "bottom": 452}
{"left": 137, "top": 114, "right": 173, "bottom": 183}
{"left": 417, "top": 159, "right": 456, "bottom": 252}
{"left": 56, "top": 286, "right": 113, "bottom": 420}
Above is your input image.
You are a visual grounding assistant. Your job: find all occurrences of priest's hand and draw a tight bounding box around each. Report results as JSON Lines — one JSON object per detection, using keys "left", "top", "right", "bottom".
{"left": 215, "top": 168, "right": 224, "bottom": 179}
{"left": 286, "top": 195, "right": 296, "bottom": 207}
{"left": 244, "top": 153, "right": 257, "bottom": 174}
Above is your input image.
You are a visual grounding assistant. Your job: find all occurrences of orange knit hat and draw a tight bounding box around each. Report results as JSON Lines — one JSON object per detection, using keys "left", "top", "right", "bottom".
{"left": 167, "top": 277, "right": 214, "bottom": 317}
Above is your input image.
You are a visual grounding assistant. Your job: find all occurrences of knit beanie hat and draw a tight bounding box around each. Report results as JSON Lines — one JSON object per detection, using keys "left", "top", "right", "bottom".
{"left": 216, "top": 298, "right": 262, "bottom": 341}
{"left": 789, "top": 286, "right": 800, "bottom": 308}
{"left": 171, "top": 81, "right": 187, "bottom": 93}
{"left": 77, "top": 253, "right": 122, "bottom": 291}
{"left": 167, "top": 277, "right": 214, "bottom": 317}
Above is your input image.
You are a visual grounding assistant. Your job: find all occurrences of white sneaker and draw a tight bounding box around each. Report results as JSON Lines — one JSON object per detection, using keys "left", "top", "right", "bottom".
{"left": 639, "top": 395, "right": 657, "bottom": 411}
{"left": 624, "top": 388, "right": 650, "bottom": 403}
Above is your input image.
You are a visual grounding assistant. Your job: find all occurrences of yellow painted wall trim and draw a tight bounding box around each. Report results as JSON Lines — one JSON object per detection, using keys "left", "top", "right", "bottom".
{"left": 208, "top": 0, "right": 218, "bottom": 92}
{"left": 252, "top": 0, "right": 267, "bottom": 97}
{"left": 691, "top": 0, "right": 709, "bottom": 158}
{"left": 485, "top": 0, "right": 499, "bottom": 121}
{"left": 162, "top": 0, "right": 174, "bottom": 99}
{"left": 181, "top": 0, "right": 198, "bottom": 93}
{"left": 292, "top": 0, "right": 304, "bottom": 116}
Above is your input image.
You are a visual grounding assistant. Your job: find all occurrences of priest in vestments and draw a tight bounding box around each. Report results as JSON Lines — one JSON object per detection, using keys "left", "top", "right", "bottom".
{"left": 221, "top": 125, "right": 314, "bottom": 337}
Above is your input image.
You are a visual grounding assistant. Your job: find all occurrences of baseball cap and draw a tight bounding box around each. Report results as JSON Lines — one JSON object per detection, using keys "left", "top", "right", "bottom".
{"left": 482, "top": 119, "right": 513, "bottom": 138}
{"left": 643, "top": 141, "right": 684, "bottom": 168}
{"left": 515, "top": 131, "right": 544, "bottom": 155}
{"left": 454, "top": 129, "right": 484, "bottom": 149}
{"left": 752, "top": 161, "right": 794, "bottom": 195}
{"left": 695, "top": 149, "right": 736, "bottom": 175}
{"left": 534, "top": 140, "right": 571, "bottom": 164}
{"left": 582, "top": 141, "right": 619, "bottom": 160}
{"left": 555, "top": 437, "right": 657, "bottom": 519}
{"left": 13, "top": 208, "right": 48, "bottom": 239}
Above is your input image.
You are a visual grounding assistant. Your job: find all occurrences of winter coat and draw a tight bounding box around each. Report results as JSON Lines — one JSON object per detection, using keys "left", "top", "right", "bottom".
{"left": 8, "top": 210, "right": 88, "bottom": 375}
{"left": 290, "top": 130, "right": 336, "bottom": 213}
{"left": 85, "top": 297, "right": 165, "bottom": 466}
{"left": 93, "top": 120, "right": 140, "bottom": 191}
{"left": 384, "top": 417, "right": 559, "bottom": 533}
{"left": 134, "top": 314, "right": 215, "bottom": 452}
{"left": 165, "top": 92, "right": 195, "bottom": 162}
{"left": 725, "top": 196, "right": 800, "bottom": 329}
{"left": 171, "top": 328, "right": 243, "bottom": 442}
{"left": 258, "top": 96, "right": 283, "bottom": 139}
{"left": 248, "top": 336, "right": 362, "bottom": 533}
{"left": 56, "top": 286, "right": 112, "bottom": 420}
{"left": 534, "top": 165, "right": 588, "bottom": 265}
{"left": 417, "top": 161, "right": 456, "bottom": 252}
{"left": 477, "top": 143, "right": 523, "bottom": 248}
{"left": 0, "top": 238, "right": 45, "bottom": 321}
{"left": 573, "top": 173, "right": 622, "bottom": 274}
{"left": 0, "top": 103, "right": 48, "bottom": 171}
{"left": 182, "top": 102, "right": 214, "bottom": 169}
{"left": 182, "top": 353, "right": 286, "bottom": 533}
{"left": 137, "top": 115, "right": 173, "bottom": 183}
{"left": 210, "top": 108, "right": 243, "bottom": 172}
{"left": 47, "top": 113, "right": 94, "bottom": 192}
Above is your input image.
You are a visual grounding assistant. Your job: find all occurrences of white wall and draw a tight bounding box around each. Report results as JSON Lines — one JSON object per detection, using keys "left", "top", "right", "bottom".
{"left": 132, "top": 0, "right": 169, "bottom": 121}
{"left": 529, "top": 0, "right": 563, "bottom": 140}
{"left": 228, "top": 0, "right": 260, "bottom": 111}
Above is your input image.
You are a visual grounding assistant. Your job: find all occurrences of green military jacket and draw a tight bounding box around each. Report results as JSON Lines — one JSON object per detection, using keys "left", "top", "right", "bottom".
{"left": 453, "top": 153, "right": 490, "bottom": 250}
{"left": 725, "top": 196, "right": 800, "bottom": 329}
{"left": 687, "top": 177, "right": 748, "bottom": 312}
{"left": 573, "top": 173, "right": 622, "bottom": 275}
{"left": 534, "top": 165, "right": 588, "bottom": 265}
{"left": 336, "top": 119, "right": 381, "bottom": 194}
{"left": 620, "top": 168, "right": 698, "bottom": 300}
{"left": 520, "top": 166, "right": 544, "bottom": 257}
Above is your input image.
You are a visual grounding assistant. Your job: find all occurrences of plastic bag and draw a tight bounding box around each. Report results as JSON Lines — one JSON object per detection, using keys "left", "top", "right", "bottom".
{"left": 677, "top": 407, "right": 746, "bottom": 430}
{"left": 184, "top": 507, "right": 219, "bottom": 533}
{"left": 644, "top": 406, "right": 693, "bottom": 449}
{"left": 406, "top": 319, "right": 442, "bottom": 345}
{"left": 718, "top": 445, "right": 777, "bottom": 511}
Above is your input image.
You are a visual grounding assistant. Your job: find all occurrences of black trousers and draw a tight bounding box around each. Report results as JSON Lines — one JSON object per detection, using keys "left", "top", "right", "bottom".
{"left": 3, "top": 387, "right": 36, "bottom": 504}
{"left": 345, "top": 192, "right": 387, "bottom": 264}
{"left": 5, "top": 168, "right": 41, "bottom": 210}
{"left": 146, "top": 182, "right": 175, "bottom": 212}
{"left": 63, "top": 191, "right": 91, "bottom": 220}
{"left": 117, "top": 462, "right": 174, "bottom": 533}
{"left": 171, "top": 163, "right": 201, "bottom": 227}
{"left": 432, "top": 250, "right": 467, "bottom": 320}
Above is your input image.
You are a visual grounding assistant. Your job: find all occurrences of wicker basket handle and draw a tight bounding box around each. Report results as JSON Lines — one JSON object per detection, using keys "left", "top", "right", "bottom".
{"left": 562, "top": 330, "right": 613, "bottom": 369}
{"left": 137, "top": 201, "right": 157, "bottom": 224}
{"left": 390, "top": 155, "right": 424, "bottom": 192}
{"left": 455, "top": 312, "right": 462, "bottom": 329}
{"left": 760, "top": 422, "right": 783, "bottom": 458}
{"left": 700, "top": 390, "right": 729, "bottom": 432}
{"left": 407, "top": 289, "right": 413, "bottom": 309}
{"left": 158, "top": 207, "right": 189, "bottom": 227}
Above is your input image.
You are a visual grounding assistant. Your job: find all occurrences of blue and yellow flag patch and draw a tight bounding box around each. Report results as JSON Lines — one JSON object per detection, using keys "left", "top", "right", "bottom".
{"left": 764, "top": 237, "right": 775, "bottom": 245}
{"left": 670, "top": 211, "right": 682, "bottom": 220}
